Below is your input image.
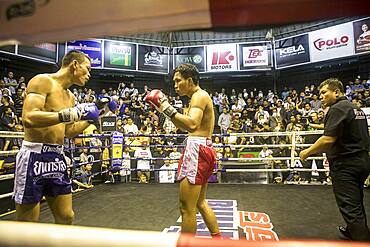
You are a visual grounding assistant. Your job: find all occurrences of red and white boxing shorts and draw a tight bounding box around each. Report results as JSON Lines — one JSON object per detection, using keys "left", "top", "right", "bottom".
{"left": 177, "top": 136, "right": 216, "bottom": 185}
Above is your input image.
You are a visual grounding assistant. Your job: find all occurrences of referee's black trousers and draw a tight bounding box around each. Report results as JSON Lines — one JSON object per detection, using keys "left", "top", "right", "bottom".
{"left": 330, "top": 152, "right": 370, "bottom": 241}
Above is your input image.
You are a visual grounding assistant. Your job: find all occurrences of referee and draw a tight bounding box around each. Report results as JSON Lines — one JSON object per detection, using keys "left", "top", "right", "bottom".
{"left": 300, "top": 78, "right": 370, "bottom": 241}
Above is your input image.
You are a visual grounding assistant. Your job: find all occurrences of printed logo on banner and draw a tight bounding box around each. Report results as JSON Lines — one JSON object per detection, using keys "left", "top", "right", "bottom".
{"left": 109, "top": 44, "right": 132, "bottom": 66}
{"left": 309, "top": 22, "right": 354, "bottom": 63}
{"left": 138, "top": 45, "right": 168, "bottom": 73}
{"left": 144, "top": 51, "right": 163, "bottom": 66}
{"left": 174, "top": 46, "right": 205, "bottom": 72}
{"left": 177, "top": 54, "right": 203, "bottom": 65}
{"left": 207, "top": 44, "right": 237, "bottom": 72}
{"left": 67, "top": 40, "right": 103, "bottom": 67}
{"left": 162, "top": 199, "right": 279, "bottom": 240}
{"left": 275, "top": 34, "right": 310, "bottom": 68}
{"left": 101, "top": 116, "right": 117, "bottom": 132}
{"left": 353, "top": 18, "right": 370, "bottom": 54}
{"left": 242, "top": 46, "right": 268, "bottom": 67}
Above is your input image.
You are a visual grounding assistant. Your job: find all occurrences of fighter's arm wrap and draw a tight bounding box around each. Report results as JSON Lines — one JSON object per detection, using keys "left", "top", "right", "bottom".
{"left": 161, "top": 100, "right": 178, "bottom": 118}
{"left": 58, "top": 108, "right": 81, "bottom": 124}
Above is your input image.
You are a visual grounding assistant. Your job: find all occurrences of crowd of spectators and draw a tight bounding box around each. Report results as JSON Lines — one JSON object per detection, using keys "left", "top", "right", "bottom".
{"left": 0, "top": 69, "right": 369, "bottom": 186}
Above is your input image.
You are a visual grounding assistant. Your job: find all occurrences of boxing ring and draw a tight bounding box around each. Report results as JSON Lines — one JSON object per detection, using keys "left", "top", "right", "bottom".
{"left": 0, "top": 130, "right": 369, "bottom": 244}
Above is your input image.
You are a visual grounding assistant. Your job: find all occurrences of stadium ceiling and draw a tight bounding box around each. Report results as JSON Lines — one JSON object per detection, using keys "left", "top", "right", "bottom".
{"left": 104, "top": 17, "right": 360, "bottom": 47}
{"left": 0, "top": 0, "right": 369, "bottom": 45}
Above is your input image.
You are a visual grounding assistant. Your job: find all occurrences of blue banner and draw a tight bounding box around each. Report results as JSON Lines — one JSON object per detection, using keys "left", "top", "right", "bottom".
{"left": 66, "top": 40, "right": 103, "bottom": 68}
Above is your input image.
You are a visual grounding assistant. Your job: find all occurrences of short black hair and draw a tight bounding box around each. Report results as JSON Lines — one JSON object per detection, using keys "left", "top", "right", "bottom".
{"left": 61, "top": 50, "right": 90, "bottom": 67}
{"left": 319, "top": 78, "right": 344, "bottom": 94}
{"left": 173, "top": 63, "right": 200, "bottom": 85}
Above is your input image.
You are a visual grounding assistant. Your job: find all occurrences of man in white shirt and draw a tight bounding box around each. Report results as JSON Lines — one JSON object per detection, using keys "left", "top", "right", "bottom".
{"left": 159, "top": 158, "right": 176, "bottom": 183}
{"left": 134, "top": 140, "right": 152, "bottom": 183}
{"left": 123, "top": 117, "right": 139, "bottom": 134}
{"left": 218, "top": 108, "right": 231, "bottom": 134}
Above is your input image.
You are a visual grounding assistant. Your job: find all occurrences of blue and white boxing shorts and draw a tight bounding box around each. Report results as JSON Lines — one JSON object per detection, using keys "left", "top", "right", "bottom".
{"left": 13, "top": 141, "right": 72, "bottom": 204}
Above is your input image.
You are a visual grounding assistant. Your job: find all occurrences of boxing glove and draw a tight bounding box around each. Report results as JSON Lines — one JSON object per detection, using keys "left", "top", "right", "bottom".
{"left": 96, "top": 96, "right": 118, "bottom": 113}
{"left": 58, "top": 103, "right": 99, "bottom": 124}
{"left": 144, "top": 90, "right": 177, "bottom": 118}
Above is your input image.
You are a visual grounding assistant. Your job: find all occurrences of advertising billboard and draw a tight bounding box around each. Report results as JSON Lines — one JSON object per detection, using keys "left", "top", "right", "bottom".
{"left": 138, "top": 45, "right": 169, "bottom": 73}
{"left": 206, "top": 43, "right": 238, "bottom": 72}
{"left": 275, "top": 34, "right": 310, "bottom": 68}
{"left": 239, "top": 43, "right": 271, "bottom": 70}
{"left": 104, "top": 40, "right": 136, "bottom": 70}
{"left": 17, "top": 43, "right": 57, "bottom": 63}
{"left": 309, "top": 22, "right": 355, "bottom": 63}
{"left": 174, "top": 46, "right": 205, "bottom": 72}
{"left": 66, "top": 40, "right": 103, "bottom": 68}
{"left": 353, "top": 18, "right": 370, "bottom": 54}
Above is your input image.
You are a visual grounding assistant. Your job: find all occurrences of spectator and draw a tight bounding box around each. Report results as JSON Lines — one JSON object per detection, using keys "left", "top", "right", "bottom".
{"left": 123, "top": 117, "right": 139, "bottom": 134}
{"left": 159, "top": 158, "right": 176, "bottom": 183}
{"left": 3, "top": 71, "right": 17, "bottom": 95}
{"left": 218, "top": 108, "right": 231, "bottom": 134}
{"left": 134, "top": 140, "right": 152, "bottom": 183}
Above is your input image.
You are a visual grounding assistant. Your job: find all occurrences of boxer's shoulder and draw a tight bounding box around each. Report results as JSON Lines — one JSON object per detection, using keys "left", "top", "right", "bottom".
{"left": 26, "top": 74, "right": 54, "bottom": 95}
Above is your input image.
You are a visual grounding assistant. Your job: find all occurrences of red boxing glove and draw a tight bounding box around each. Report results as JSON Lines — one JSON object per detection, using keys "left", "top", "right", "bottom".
{"left": 144, "top": 89, "right": 178, "bottom": 118}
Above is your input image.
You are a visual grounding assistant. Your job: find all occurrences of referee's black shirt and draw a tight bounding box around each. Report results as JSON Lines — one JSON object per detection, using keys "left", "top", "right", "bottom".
{"left": 323, "top": 96, "right": 370, "bottom": 160}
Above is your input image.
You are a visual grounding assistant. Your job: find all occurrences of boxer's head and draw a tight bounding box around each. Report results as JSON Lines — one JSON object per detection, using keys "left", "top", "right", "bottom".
{"left": 61, "top": 50, "right": 91, "bottom": 87}
{"left": 173, "top": 63, "right": 200, "bottom": 96}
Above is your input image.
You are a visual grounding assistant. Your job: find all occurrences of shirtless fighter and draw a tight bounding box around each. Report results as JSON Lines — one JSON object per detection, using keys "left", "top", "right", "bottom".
{"left": 145, "top": 63, "right": 221, "bottom": 237}
{"left": 13, "top": 50, "right": 116, "bottom": 224}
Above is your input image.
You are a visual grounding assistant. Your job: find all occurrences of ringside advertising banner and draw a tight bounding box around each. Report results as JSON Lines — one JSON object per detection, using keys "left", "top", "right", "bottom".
{"left": 206, "top": 43, "right": 237, "bottom": 72}
{"left": 353, "top": 18, "right": 370, "bottom": 54}
{"left": 104, "top": 40, "right": 136, "bottom": 70}
{"left": 18, "top": 43, "right": 57, "bottom": 63}
{"left": 239, "top": 43, "right": 271, "bottom": 70}
{"left": 309, "top": 22, "right": 355, "bottom": 63}
{"left": 275, "top": 34, "right": 310, "bottom": 69}
{"left": 66, "top": 40, "right": 103, "bottom": 68}
{"left": 174, "top": 46, "right": 205, "bottom": 72}
{"left": 138, "top": 45, "right": 169, "bottom": 73}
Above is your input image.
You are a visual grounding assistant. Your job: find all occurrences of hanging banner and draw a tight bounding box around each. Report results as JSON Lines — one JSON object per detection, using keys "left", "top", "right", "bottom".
{"left": 104, "top": 40, "right": 136, "bottom": 70}
{"left": 239, "top": 43, "right": 271, "bottom": 70}
{"left": 66, "top": 40, "right": 103, "bottom": 68}
{"left": 138, "top": 45, "right": 169, "bottom": 73}
{"left": 309, "top": 22, "right": 355, "bottom": 63}
{"left": 112, "top": 131, "right": 124, "bottom": 172}
{"left": 17, "top": 43, "right": 57, "bottom": 63}
{"left": 353, "top": 18, "right": 370, "bottom": 54}
{"left": 174, "top": 46, "right": 205, "bottom": 72}
{"left": 274, "top": 34, "right": 310, "bottom": 69}
{"left": 206, "top": 43, "right": 237, "bottom": 72}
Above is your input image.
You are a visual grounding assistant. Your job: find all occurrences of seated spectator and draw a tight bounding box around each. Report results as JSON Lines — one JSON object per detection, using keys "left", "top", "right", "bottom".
{"left": 120, "top": 147, "right": 131, "bottom": 181}
{"left": 310, "top": 94, "right": 321, "bottom": 112}
{"left": 229, "top": 113, "right": 243, "bottom": 132}
{"left": 123, "top": 117, "right": 139, "bottom": 134}
{"left": 254, "top": 105, "right": 269, "bottom": 124}
{"left": 163, "top": 116, "right": 177, "bottom": 134}
{"left": 3, "top": 71, "right": 17, "bottom": 95}
{"left": 159, "top": 158, "right": 176, "bottom": 183}
{"left": 0, "top": 106, "right": 17, "bottom": 150}
{"left": 76, "top": 148, "right": 93, "bottom": 188}
{"left": 223, "top": 146, "right": 234, "bottom": 159}
{"left": 218, "top": 108, "right": 231, "bottom": 134}
{"left": 135, "top": 140, "right": 152, "bottom": 183}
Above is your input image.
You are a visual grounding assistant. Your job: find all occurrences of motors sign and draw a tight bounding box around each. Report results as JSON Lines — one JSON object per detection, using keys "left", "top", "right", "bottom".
{"left": 206, "top": 43, "right": 237, "bottom": 72}
{"left": 309, "top": 22, "right": 355, "bottom": 63}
